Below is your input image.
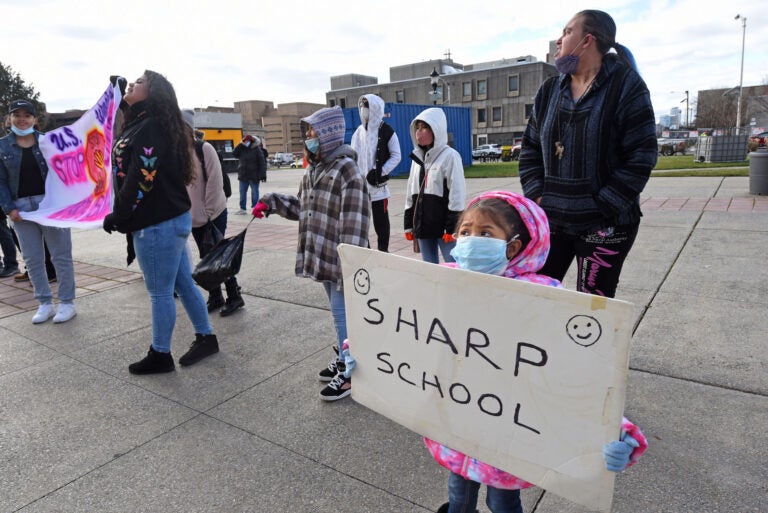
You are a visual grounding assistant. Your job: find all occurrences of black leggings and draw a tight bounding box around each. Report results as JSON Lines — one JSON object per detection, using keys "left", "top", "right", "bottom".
{"left": 540, "top": 223, "right": 639, "bottom": 298}
{"left": 371, "top": 198, "right": 390, "bottom": 252}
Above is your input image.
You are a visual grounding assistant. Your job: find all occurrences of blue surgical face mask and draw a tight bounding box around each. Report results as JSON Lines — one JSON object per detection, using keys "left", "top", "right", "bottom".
{"left": 11, "top": 125, "right": 35, "bottom": 136}
{"left": 450, "top": 235, "right": 518, "bottom": 275}
{"left": 305, "top": 137, "right": 320, "bottom": 154}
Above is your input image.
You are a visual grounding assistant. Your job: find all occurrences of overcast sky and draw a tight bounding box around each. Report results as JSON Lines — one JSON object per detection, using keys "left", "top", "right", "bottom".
{"left": 3, "top": 0, "right": 766, "bottom": 127}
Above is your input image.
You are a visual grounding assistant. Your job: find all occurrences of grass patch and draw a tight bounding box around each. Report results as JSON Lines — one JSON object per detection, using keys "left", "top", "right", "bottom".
{"left": 458, "top": 155, "right": 750, "bottom": 178}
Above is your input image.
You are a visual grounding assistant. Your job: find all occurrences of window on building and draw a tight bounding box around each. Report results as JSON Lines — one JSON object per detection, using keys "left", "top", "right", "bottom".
{"left": 525, "top": 104, "right": 534, "bottom": 119}
{"left": 462, "top": 81, "right": 472, "bottom": 99}
{"left": 477, "top": 80, "right": 487, "bottom": 98}
{"left": 396, "top": 90, "right": 404, "bottom": 103}
{"left": 478, "top": 108, "right": 487, "bottom": 124}
{"left": 339, "top": 98, "right": 346, "bottom": 108}
{"left": 508, "top": 75, "right": 520, "bottom": 96}
{"left": 329, "top": 99, "right": 336, "bottom": 107}
{"left": 492, "top": 106, "right": 502, "bottom": 122}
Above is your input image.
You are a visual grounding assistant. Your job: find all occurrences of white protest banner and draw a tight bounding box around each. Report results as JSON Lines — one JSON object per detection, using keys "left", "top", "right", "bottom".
{"left": 20, "top": 82, "right": 121, "bottom": 228}
{"left": 338, "top": 245, "right": 634, "bottom": 513}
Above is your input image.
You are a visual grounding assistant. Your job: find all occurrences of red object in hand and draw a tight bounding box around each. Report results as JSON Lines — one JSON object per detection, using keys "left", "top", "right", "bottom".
{"left": 252, "top": 202, "right": 269, "bottom": 218}
{"left": 442, "top": 233, "right": 455, "bottom": 243}
{"left": 404, "top": 232, "right": 414, "bottom": 241}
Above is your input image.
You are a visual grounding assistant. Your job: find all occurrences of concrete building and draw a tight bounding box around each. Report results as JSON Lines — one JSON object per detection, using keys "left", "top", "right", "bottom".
{"left": 261, "top": 102, "right": 326, "bottom": 155}
{"left": 326, "top": 56, "right": 558, "bottom": 148}
{"left": 696, "top": 84, "right": 768, "bottom": 134}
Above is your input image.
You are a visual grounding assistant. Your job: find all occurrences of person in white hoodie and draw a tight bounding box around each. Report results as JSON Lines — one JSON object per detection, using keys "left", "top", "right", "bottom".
{"left": 403, "top": 108, "right": 466, "bottom": 264}
{"left": 350, "top": 94, "right": 401, "bottom": 252}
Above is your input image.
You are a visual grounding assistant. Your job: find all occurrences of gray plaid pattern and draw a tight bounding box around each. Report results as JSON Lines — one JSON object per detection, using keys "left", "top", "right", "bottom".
{"left": 262, "top": 145, "right": 370, "bottom": 287}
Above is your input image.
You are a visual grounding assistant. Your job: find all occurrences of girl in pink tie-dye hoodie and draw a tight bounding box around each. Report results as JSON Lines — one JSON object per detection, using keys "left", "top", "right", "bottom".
{"left": 427, "top": 190, "right": 647, "bottom": 513}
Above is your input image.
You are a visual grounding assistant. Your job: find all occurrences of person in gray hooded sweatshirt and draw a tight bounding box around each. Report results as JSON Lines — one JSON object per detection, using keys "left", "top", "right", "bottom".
{"left": 350, "top": 94, "right": 401, "bottom": 252}
{"left": 251, "top": 106, "right": 370, "bottom": 401}
{"left": 403, "top": 107, "right": 466, "bottom": 264}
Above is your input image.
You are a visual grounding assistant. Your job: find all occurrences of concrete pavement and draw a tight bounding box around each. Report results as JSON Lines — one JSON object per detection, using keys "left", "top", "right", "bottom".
{"left": 1, "top": 169, "right": 766, "bottom": 512}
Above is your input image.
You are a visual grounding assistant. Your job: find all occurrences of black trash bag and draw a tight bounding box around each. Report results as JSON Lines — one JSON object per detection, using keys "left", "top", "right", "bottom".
{"left": 192, "top": 228, "right": 247, "bottom": 291}
{"left": 199, "top": 220, "right": 223, "bottom": 256}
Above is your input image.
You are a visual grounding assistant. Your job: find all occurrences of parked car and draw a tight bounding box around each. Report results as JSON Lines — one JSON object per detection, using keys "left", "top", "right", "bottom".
{"left": 657, "top": 138, "right": 688, "bottom": 156}
{"left": 290, "top": 157, "right": 305, "bottom": 168}
{"left": 271, "top": 152, "right": 295, "bottom": 167}
{"left": 749, "top": 131, "right": 768, "bottom": 148}
{"left": 472, "top": 144, "right": 502, "bottom": 160}
{"left": 501, "top": 143, "right": 521, "bottom": 161}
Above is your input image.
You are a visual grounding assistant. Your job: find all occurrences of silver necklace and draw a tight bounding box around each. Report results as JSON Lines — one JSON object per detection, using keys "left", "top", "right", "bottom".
{"left": 554, "top": 76, "right": 597, "bottom": 160}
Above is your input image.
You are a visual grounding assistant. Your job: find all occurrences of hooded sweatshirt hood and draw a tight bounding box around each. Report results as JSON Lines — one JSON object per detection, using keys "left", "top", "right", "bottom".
{"left": 301, "top": 106, "right": 345, "bottom": 157}
{"left": 359, "top": 94, "right": 384, "bottom": 130}
{"left": 409, "top": 107, "right": 448, "bottom": 155}
{"left": 466, "top": 191, "right": 561, "bottom": 287}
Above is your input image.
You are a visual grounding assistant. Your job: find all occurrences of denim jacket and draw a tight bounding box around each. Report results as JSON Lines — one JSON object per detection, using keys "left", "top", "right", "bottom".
{"left": 0, "top": 131, "right": 49, "bottom": 214}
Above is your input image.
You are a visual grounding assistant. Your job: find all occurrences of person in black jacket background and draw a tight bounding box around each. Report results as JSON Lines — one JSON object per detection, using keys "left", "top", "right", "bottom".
{"left": 233, "top": 134, "right": 266, "bottom": 215}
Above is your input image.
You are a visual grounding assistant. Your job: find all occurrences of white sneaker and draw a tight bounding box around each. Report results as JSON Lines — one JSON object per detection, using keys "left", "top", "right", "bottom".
{"left": 235, "top": 209, "right": 248, "bottom": 215}
{"left": 53, "top": 303, "right": 77, "bottom": 323}
{"left": 32, "top": 304, "right": 56, "bottom": 324}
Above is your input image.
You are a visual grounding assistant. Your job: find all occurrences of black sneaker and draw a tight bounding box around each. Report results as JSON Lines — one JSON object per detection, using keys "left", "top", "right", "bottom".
{"left": 129, "top": 346, "right": 175, "bottom": 375}
{"left": 0, "top": 266, "right": 19, "bottom": 278}
{"left": 319, "top": 373, "right": 351, "bottom": 401}
{"left": 179, "top": 334, "right": 220, "bottom": 366}
{"left": 318, "top": 358, "right": 340, "bottom": 382}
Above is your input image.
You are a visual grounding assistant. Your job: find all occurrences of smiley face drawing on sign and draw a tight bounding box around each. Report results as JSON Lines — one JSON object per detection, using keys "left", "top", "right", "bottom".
{"left": 566, "top": 315, "right": 602, "bottom": 347}
{"left": 353, "top": 269, "right": 371, "bottom": 295}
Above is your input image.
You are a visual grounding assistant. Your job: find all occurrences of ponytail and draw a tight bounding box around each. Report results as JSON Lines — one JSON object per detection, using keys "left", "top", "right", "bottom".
{"left": 614, "top": 42, "right": 639, "bottom": 74}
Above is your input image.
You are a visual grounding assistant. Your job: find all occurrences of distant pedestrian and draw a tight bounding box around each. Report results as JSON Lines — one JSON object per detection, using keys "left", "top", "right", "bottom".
{"left": 251, "top": 106, "right": 369, "bottom": 401}
{"left": 519, "top": 9, "right": 657, "bottom": 298}
{"left": 103, "top": 71, "right": 220, "bottom": 374}
{"left": 233, "top": 134, "right": 267, "bottom": 215}
{"left": 351, "top": 94, "right": 401, "bottom": 252}
{"left": 404, "top": 107, "right": 466, "bottom": 264}
{"left": 0, "top": 99, "right": 76, "bottom": 324}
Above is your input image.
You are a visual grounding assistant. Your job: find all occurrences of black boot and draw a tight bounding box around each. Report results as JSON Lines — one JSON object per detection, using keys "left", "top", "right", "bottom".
{"left": 179, "top": 333, "right": 219, "bottom": 366}
{"left": 220, "top": 279, "right": 244, "bottom": 317}
{"left": 129, "top": 346, "right": 175, "bottom": 375}
{"left": 207, "top": 288, "right": 225, "bottom": 312}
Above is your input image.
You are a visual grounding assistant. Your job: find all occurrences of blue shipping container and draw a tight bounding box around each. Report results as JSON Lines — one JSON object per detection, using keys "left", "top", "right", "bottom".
{"left": 342, "top": 103, "right": 472, "bottom": 177}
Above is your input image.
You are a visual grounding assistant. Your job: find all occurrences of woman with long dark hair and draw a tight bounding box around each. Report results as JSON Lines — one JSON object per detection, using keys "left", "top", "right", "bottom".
{"left": 103, "top": 70, "right": 220, "bottom": 374}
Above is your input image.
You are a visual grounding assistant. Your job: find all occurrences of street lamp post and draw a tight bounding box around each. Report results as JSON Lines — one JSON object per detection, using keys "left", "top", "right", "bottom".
{"left": 735, "top": 14, "right": 746, "bottom": 133}
{"left": 681, "top": 90, "right": 689, "bottom": 128}
{"left": 429, "top": 67, "right": 451, "bottom": 105}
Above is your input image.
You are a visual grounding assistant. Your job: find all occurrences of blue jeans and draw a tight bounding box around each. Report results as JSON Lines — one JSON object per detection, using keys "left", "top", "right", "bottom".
{"left": 418, "top": 237, "right": 456, "bottom": 264}
{"left": 12, "top": 195, "right": 75, "bottom": 305}
{"left": 132, "top": 212, "right": 212, "bottom": 353}
{"left": 322, "top": 281, "right": 346, "bottom": 354}
{"left": 448, "top": 472, "right": 522, "bottom": 513}
{"left": 239, "top": 179, "right": 260, "bottom": 210}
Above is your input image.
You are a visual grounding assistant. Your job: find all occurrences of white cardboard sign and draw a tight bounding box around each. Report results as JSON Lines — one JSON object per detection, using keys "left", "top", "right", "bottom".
{"left": 339, "top": 245, "right": 634, "bottom": 513}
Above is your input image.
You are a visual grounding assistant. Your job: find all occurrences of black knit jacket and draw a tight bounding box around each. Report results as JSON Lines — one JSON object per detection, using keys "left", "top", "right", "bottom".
{"left": 105, "top": 102, "right": 191, "bottom": 234}
{"left": 519, "top": 55, "right": 658, "bottom": 234}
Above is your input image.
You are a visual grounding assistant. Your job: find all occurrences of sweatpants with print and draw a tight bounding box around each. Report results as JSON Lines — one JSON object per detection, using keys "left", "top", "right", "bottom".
{"left": 539, "top": 223, "right": 639, "bottom": 298}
